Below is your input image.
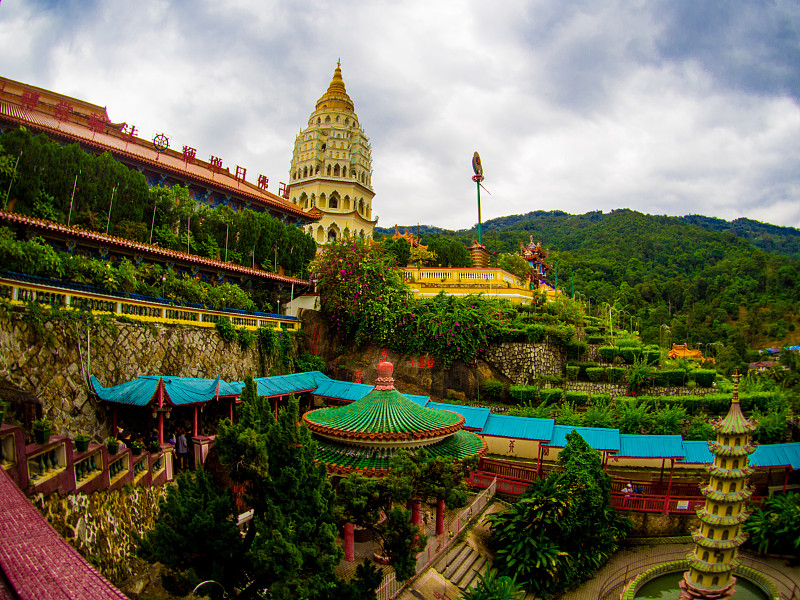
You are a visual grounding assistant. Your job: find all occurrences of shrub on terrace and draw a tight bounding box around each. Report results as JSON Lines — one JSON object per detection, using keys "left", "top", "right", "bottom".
{"left": 539, "top": 388, "right": 564, "bottom": 405}
{"left": 586, "top": 367, "right": 605, "bottom": 382}
{"left": 564, "top": 391, "right": 590, "bottom": 406}
{"left": 509, "top": 385, "right": 538, "bottom": 404}
{"left": 481, "top": 379, "right": 506, "bottom": 402}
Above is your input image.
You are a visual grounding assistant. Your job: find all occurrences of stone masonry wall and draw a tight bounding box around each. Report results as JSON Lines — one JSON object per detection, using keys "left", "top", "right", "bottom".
{"left": 32, "top": 484, "right": 169, "bottom": 585}
{"left": 483, "top": 342, "right": 566, "bottom": 384}
{"left": 0, "top": 308, "right": 262, "bottom": 440}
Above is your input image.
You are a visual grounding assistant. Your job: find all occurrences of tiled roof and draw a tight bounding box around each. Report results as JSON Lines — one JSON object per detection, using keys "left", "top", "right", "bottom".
{"left": 714, "top": 385, "right": 757, "bottom": 435}
{"left": 618, "top": 434, "right": 685, "bottom": 458}
{"left": 751, "top": 443, "right": 800, "bottom": 469}
{"left": 313, "top": 378, "right": 430, "bottom": 406}
{"left": 544, "top": 424, "right": 621, "bottom": 452}
{"left": 426, "top": 402, "right": 491, "bottom": 430}
{"left": 479, "top": 414, "right": 555, "bottom": 441}
{"left": 91, "top": 375, "right": 239, "bottom": 407}
{"left": 0, "top": 210, "right": 308, "bottom": 285}
{"left": 304, "top": 388, "right": 463, "bottom": 442}
{"left": 0, "top": 87, "right": 314, "bottom": 221}
{"left": 0, "top": 467, "right": 129, "bottom": 599}
{"left": 230, "top": 371, "right": 331, "bottom": 398}
{"left": 314, "top": 430, "right": 487, "bottom": 476}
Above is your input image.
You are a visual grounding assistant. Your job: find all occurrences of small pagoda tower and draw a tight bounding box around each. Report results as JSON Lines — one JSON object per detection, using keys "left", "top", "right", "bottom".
{"left": 518, "top": 235, "right": 552, "bottom": 286}
{"left": 680, "top": 376, "right": 757, "bottom": 600}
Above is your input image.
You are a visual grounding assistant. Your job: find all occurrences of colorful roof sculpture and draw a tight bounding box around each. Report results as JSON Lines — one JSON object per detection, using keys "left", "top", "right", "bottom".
{"left": 90, "top": 375, "right": 238, "bottom": 407}
{"left": 303, "top": 361, "right": 487, "bottom": 475}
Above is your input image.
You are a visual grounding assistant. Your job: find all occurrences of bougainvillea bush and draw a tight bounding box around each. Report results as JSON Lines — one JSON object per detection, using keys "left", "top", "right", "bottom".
{"left": 310, "top": 237, "right": 540, "bottom": 367}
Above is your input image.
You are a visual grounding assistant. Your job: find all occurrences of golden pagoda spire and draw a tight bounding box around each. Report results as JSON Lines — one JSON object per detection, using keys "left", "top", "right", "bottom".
{"left": 316, "top": 62, "right": 353, "bottom": 111}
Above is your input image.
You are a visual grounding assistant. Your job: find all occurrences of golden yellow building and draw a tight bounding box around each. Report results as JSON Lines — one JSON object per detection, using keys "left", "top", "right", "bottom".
{"left": 288, "top": 63, "right": 377, "bottom": 244}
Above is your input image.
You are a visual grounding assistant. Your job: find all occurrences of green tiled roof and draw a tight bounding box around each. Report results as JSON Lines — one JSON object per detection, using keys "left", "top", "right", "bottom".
{"left": 715, "top": 385, "right": 757, "bottom": 435}
{"left": 313, "top": 430, "right": 487, "bottom": 476}
{"left": 304, "top": 388, "right": 463, "bottom": 442}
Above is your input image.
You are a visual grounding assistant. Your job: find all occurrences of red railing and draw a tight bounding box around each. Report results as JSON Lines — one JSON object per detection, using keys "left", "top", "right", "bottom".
{"left": 478, "top": 457, "right": 542, "bottom": 482}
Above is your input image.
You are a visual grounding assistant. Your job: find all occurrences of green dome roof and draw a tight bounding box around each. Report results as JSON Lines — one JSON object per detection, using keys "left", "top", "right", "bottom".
{"left": 314, "top": 430, "right": 488, "bottom": 476}
{"left": 303, "top": 362, "right": 464, "bottom": 443}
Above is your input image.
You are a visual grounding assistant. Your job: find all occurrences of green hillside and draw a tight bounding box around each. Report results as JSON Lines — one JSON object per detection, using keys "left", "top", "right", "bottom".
{"left": 381, "top": 209, "right": 800, "bottom": 361}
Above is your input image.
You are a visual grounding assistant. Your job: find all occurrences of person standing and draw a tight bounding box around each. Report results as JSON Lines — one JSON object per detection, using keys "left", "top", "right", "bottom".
{"left": 176, "top": 429, "right": 188, "bottom": 470}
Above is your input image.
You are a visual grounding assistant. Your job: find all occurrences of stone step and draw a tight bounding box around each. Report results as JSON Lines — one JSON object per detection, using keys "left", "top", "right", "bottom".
{"left": 439, "top": 543, "right": 474, "bottom": 580}
{"left": 449, "top": 545, "right": 482, "bottom": 588}
{"left": 459, "top": 555, "right": 487, "bottom": 590}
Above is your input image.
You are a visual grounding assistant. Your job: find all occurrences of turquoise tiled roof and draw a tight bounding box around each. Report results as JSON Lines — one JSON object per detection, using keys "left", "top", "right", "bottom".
{"left": 751, "top": 443, "right": 800, "bottom": 468}
{"left": 313, "top": 379, "right": 430, "bottom": 406}
{"left": 427, "top": 402, "right": 491, "bottom": 430}
{"left": 679, "top": 441, "right": 714, "bottom": 464}
{"left": 544, "top": 425, "right": 621, "bottom": 452}
{"left": 230, "top": 371, "right": 330, "bottom": 398}
{"left": 479, "top": 414, "right": 555, "bottom": 441}
{"left": 91, "top": 375, "right": 238, "bottom": 407}
{"left": 618, "top": 434, "right": 685, "bottom": 458}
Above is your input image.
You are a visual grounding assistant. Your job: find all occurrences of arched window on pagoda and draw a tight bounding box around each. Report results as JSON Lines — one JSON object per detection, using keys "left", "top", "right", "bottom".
{"left": 708, "top": 528, "right": 715, "bottom": 540}
{"left": 716, "top": 481, "right": 724, "bottom": 492}
{"left": 712, "top": 576, "right": 720, "bottom": 586}
{"left": 732, "top": 459, "right": 739, "bottom": 469}
{"left": 702, "top": 551, "right": 710, "bottom": 562}
{"left": 729, "top": 482, "right": 737, "bottom": 492}
{"left": 333, "top": 164, "right": 340, "bottom": 177}
{"left": 722, "top": 530, "right": 729, "bottom": 540}
{"left": 327, "top": 165, "right": 332, "bottom": 176}
{"left": 328, "top": 228, "right": 337, "bottom": 242}
{"left": 735, "top": 437, "right": 741, "bottom": 446}
{"left": 697, "top": 575, "right": 704, "bottom": 585}
{"left": 712, "top": 505, "right": 719, "bottom": 515}
{"left": 726, "top": 506, "right": 733, "bottom": 516}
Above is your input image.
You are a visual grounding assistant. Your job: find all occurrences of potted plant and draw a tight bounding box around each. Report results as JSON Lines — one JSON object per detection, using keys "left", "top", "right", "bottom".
{"left": 33, "top": 418, "right": 53, "bottom": 445}
{"left": 130, "top": 440, "right": 144, "bottom": 456}
{"left": 147, "top": 440, "right": 161, "bottom": 454}
{"left": 74, "top": 431, "right": 91, "bottom": 453}
{"left": 106, "top": 437, "right": 120, "bottom": 455}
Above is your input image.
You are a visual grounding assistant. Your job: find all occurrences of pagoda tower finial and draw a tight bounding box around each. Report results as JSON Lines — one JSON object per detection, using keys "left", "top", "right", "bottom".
{"left": 680, "top": 374, "right": 757, "bottom": 600}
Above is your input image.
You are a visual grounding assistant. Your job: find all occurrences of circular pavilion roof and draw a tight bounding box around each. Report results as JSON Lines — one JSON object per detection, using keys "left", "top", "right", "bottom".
{"left": 303, "top": 362, "right": 464, "bottom": 445}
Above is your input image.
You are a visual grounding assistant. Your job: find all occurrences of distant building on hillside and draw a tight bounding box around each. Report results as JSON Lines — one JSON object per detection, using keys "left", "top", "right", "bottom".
{"left": 288, "top": 63, "right": 378, "bottom": 244}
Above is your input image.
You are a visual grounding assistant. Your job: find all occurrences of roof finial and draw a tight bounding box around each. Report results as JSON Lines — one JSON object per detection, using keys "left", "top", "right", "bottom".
{"left": 337, "top": 57, "right": 341, "bottom": 68}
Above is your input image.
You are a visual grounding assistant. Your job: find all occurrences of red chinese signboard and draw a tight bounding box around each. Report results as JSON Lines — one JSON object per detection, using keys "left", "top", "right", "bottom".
{"left": 209, "top": 156, "right": 223, "bottom": 175}
{"left": 235, "top": 165, "right": 246, "bottom": 182}
{"left": 257, "top": 174, "right": 269, "bottom": 190}
{"left": 182, "top": 146, "right": 196, "bottom": 164}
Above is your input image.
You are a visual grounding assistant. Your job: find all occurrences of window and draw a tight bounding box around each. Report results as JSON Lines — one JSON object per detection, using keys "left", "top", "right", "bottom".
{"left": 732, "top": 459, "right": 739, "bottom": 469}
{"left": 716, "top": 481, "right": 723, "bottom": 492}
{"left": 712, "top": 576, "right": 719, "bottom": 586}
{"left": 329, "top": 197, "right": 338, "bottom": 209}
{"left": 712, "top": 505, "right": 719, "bottom": 515}
{"left": 729, "top": 482, "right": 736, "bottom": 492}
{"left": 721, "top": 529, "right": 729, "bottom": 540}
{"left": 702, "top": 551, "right": 709, "bottom": 561}
{"left": 327, "top": 228, "right": 337, "bottom": 242}
{"left": 708, "top": 528, "right": 715, "bottom": 539}
{"left": 725, "top": 505, "right": 733, "bottom": 516}
{"left": 735, "top": 437, "right": 741, "bottom": 446}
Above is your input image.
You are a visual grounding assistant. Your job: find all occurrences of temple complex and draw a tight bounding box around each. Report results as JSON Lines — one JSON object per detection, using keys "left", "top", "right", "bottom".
{"left": 289, "top": 63, "right": 378, "bottom": 244}
{"left": 680, "top": 376, "right": 756, "bottom": 600}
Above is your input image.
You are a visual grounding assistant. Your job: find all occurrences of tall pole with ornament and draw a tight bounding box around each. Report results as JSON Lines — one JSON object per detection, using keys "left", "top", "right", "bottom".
{"left": 472, "top": 151, "right": 484, "bottom": 245}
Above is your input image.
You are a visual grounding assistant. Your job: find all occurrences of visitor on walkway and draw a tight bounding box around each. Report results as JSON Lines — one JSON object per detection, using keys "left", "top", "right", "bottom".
{"left": 176, "top": 429, "right": 188, "bottom": 470}
{"left": 622, "top": 482, "right": 633, "bottom": 508}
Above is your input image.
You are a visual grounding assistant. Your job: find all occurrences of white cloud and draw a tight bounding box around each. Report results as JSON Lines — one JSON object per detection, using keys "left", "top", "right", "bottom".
{"left": 1, "top": 0, "right": 799, "bottom": 230}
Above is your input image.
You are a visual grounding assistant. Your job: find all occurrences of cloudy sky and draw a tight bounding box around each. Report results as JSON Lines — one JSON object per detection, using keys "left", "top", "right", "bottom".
{"left": 1, "top": 0, "right": 799, "bottom": 230}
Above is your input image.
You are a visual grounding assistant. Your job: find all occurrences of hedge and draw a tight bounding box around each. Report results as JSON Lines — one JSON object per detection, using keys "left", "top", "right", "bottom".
{"left": 526, "top": 323, "right": 546, "bottom": 343}
{"left": 599, "top": 346, "right": 618, "bottom": 362}
{"left": 606, "top": 367, "right": 625, "bottom": 383}
{"left": 690, "top": 369, "right": 716, "bottom": 387}
{"left": 586, "top": 367, "right": 605, "bottom": 382}
{"left": 590, "top": 393, "right": 611, "bottom": 405}
{"left": 618, "top": 346, "right": 643, "bottom": 364}
{"left": 545, "top": 324, "right": 576, "bottom": 346}
{"left": 539, "top": 388, "right": 564, "bottom": 404}
{"left": 617, "top": 339, "right": 640, "bottom": 348}
{"left": 571, "top": 361, "right": 601, "bottom": 379}
{"left": 566, "top": 365, "right": 579, "bottom": 381}
{"left": 644, "top": 347, "right": 661, "bottom": 365}
{"left": 509, "top": 385, "right": 538, "bottom": 404}
{"left": 565, "top": 390, "right": 590, "bottom": 406}
{"left": 566, "top": 340, "right": 588, "bottom": 360}
{"left": 481, "top": 379, "right": 505, "bottom": 402}
{"left": 586, "top": 335, "right": 605, "bottom": 345}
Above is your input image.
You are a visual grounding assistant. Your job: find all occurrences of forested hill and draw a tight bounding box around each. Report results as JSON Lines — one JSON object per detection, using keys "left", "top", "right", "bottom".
{"left": 379, "top": 209, "right": 800, "bottom": 361}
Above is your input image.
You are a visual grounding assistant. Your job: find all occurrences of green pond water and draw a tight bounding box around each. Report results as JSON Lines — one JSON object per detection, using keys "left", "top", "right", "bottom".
{"left": 634, "top": 572, "right": 768, "bottom": 600}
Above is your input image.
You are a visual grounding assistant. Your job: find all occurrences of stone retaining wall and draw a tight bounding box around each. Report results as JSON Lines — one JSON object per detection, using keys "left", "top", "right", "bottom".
{"left": 32, "top": 484, "right": 169, "bottom": 585}
{"left": 483, "top": 341, "right": 567, "bottom": 384}
{"left": 563, "top": 381, "right": 716, "bottom": 399}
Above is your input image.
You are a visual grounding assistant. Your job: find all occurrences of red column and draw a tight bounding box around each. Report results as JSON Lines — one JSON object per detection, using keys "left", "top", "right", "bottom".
{"left": 229, "top": 399, "right": 234, "bottom": 424}
{"left": 274, "top": 398, "right": 278, "bottom": 421}
{"left": 411, "top": 499, "right": 422, "bottom": 526}
{"left": 436, "top": 499, "right": 446, "bottom": 535}
{"left": 158, "top": 412, "right": 164, "bottom": 445}
{"left": 344, "top": 522, "right": 355, "bottom": 562}
{"left": 193, "top": 406, "right": 198, "bottom": 437}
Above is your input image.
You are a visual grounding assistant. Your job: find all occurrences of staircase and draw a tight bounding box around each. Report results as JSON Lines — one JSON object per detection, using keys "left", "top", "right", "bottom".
{"left": 434, "top": 541, "right": 487, "bottom": 592}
